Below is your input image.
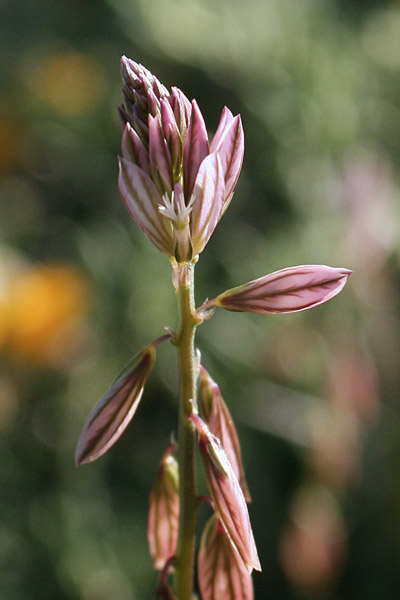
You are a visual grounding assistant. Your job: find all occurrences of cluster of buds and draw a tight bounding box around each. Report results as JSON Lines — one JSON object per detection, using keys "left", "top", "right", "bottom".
{"left": 118, "top": 56, "right": 244, "bottom": 263}
{"left": 75, "top": 57, "right": 352, "bottom": 600}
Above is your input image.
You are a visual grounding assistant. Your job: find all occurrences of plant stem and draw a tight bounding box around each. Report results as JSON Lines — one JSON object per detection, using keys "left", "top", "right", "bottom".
{"left": 173, "top": 261, "right": 199, "bottom": 599}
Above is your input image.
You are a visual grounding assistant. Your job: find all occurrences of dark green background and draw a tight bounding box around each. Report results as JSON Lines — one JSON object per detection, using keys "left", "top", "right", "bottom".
{"left": 1, "top": 0, "right": 400, "bottom": 598}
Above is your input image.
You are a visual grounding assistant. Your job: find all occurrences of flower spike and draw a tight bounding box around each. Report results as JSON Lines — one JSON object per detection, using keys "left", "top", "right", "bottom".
{"left": 209, "top": 265, "right": 352, "bottom": 314}
{"left": 119, "top": 59, "right": 244, "bottom": 259}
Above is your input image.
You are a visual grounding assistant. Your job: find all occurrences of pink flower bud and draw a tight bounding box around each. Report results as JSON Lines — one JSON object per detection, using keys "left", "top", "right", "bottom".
{"left": 119, "top": 59, "right": 245, "bottom": 258}
{"left": 148, "top": 446, "right": 180, "bottom": 570}
{"left": 121, "top": 123, "right": 150, "bottom": 174}
{"left": 148, "top": 114, "right": 174, "bottom": 194}
{"left": 189, "top": 414, "right": 261, "bottom": 573}
{"left": 169, "top": 86, "right": 192, "bottom": 142}
{"left": 198, "top": 515, "right": 254, "bottom": 600}
{"left": 160, "top": 98, "right": 183, "bottom": 179}
{"left": 118, "top": 157, "right": 175, "bottom": 257}
{"left": 212, "top": 265, "right": 352, "bottom": 314}
{"left": 75, "top": 343, "right": 158, "bottom": 465}
{"left": 183, "top": 100, "right": 209, "bottom": 202}
{"left": 198, "top": 365, "right": 251, "bottom": 502}
{"left": 190, "top": 152, "right": 225, "bottom": 255}
{"left": 210, "top": 108, "right": 244, "bottom": 212}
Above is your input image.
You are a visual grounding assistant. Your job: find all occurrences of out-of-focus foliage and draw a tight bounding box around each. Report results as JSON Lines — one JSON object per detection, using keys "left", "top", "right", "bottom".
{"left": 1, "top": 0, "right": 400, "bottom": 598}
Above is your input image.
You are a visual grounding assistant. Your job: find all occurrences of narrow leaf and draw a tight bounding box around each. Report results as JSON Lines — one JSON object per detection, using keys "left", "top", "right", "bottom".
{"left": 214, "top": 265, "right": 352, "bottom": 314}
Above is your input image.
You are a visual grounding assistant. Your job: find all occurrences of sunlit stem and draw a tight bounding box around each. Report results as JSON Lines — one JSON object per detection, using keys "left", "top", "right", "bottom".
{"left": 173, "top": 261, "right": 201, "bottom": 599}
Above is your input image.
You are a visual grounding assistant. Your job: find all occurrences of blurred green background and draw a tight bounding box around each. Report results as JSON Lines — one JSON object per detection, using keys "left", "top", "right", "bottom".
{"left": 1, "top": 0, "right": 400, "bottom": 598}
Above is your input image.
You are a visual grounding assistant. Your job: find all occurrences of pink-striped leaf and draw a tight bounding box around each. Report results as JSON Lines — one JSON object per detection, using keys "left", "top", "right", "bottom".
{"left": 183, "top": 99, "right": 209, "bottom": 201}
{"left": 190, "top": 153, "right": 225, "bottom": 255}
{"left": 198, "top": 515, "right": 254, "bottom": 600}
{"left": 189, "top": 414, "right": 261, "bottom": 573}
{"left": 213, "top": 265, "right": 352, "bottom": 314}
{"left": 148, "top": 446, "right": 179, "bottom": 570}
{"left": 198, "top": 365, "right": 251, "bottom": 502}
{"left": 118, "top": 157, "right": 175, "bottom": 256}
{"left": 75, "top": 346, "right": 155, "bottom": 465}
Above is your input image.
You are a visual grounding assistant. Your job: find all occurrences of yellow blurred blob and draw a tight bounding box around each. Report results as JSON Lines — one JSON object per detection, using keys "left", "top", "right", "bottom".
{"left": 0, "top": 264, "right": 89, "bottom": 364}
{"left": 30, "top": 51, "right": 107, "bottom": 116}
{"left": 0, "top": 116, "right": 21, "bottom": 173}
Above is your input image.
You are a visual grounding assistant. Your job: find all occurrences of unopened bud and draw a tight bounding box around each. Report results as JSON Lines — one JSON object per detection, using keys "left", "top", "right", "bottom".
{"left": 199, "top": 365, "right": 251, "bottom": 502}
{"left": 212, "top": 265, "right": 353, "bottom": 314}
{"left": 75, "top": 345, "right": 156, "bottom": 465}
{"left": 148, "top": 446, "right": 180, "bottom": 570}
{"left": 189, "top": 414, "right": 261, "bottom": 573}
{"left": 198, "top": 515, "right": 254, "bottom": 600}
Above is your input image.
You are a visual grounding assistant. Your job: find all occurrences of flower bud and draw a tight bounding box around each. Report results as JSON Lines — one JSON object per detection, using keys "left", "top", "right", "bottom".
{"left": 210, "top": 108, "right": 244, "bottom": 212}
{"left": 212, "top": 265, "right": 352, "bottom": 314}
{"left": 198, "top": 515, "right": 254, "bottom": 600}
{"left": 198, "top": 365, "right": 251, "bottom": 502}
{"left": 189, "top": 414, "right": 261, "bottom": 573}
{"left": 183, "top": 100, "right": 209, "bottom": 202}
{"left": 148, "top": 446, "right": 180, "bottom": 570}
{"left": 119, "top": 58, "right": 245, "bottom": 258}
{"left": 75, "top": 345, "right": 156, "bottom": 465}
{"left": 118, "top": 157, "right": 175, "bottom": 257}
{"left": 120, "top": 56, "right": 169, "bottom": 141}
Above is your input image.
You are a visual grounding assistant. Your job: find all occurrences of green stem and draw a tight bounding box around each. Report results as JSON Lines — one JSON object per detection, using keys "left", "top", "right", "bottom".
{"left": 173, "top": 261, "right": 200, "bottom": 599}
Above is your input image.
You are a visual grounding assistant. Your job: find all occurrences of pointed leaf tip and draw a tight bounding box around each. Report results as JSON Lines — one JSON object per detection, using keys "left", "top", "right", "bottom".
{"left": 75, "top": 347, "right": 155, "bottom": 466}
